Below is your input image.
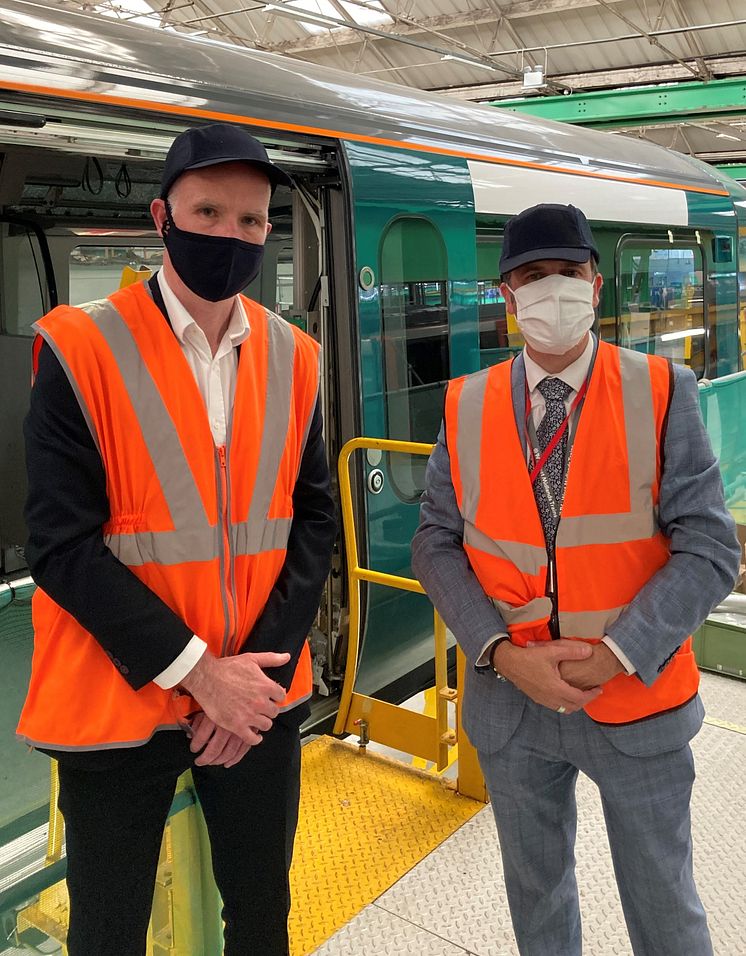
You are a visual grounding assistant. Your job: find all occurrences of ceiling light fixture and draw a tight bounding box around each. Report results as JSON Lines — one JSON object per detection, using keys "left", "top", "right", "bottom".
{"left": 441, "top": 54, "right": 496, "bottom": 72}
{"left": 522, "top": 65, "right": 546, "bottom": 89}
{"left": 660, "top": 328, "right": 705, "bottom": 342}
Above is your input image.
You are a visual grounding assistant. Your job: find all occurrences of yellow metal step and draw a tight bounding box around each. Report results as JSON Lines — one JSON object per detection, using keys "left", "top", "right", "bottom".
{"left": 289, "top": 736, "right": 482, "bottom": 955}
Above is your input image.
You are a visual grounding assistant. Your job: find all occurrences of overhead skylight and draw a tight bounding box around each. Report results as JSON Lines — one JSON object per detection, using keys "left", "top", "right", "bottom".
{"left": 91, "top": 0, "right": 160, "bottom": 29}
{"left": 279, "top": 0, "right": 393, "bottom": 35}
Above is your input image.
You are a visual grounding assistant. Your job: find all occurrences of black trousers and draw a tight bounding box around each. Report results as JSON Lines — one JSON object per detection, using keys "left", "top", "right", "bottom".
{"left": 54, "top": 721, "right": 301, "bottom": 956}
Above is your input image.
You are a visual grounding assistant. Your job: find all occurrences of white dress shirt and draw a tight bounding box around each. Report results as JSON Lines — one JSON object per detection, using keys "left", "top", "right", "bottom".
{"left": 152, "top": 271, "right": 251, "bottom": 690}
{"left": 478, "top": 334, "right": 635, "bottom": 676}
{"left": 523, "top": 333, "right": 594, "bottom": 433}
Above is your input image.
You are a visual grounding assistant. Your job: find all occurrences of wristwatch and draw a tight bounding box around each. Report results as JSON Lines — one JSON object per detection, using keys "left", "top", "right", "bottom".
{"left": 490, "top": 636, "right": 511, "bottom": 681}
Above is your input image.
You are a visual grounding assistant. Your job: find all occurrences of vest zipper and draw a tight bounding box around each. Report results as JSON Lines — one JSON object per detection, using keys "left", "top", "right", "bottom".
{"left": 216, "top": 444, "right": 236, "bottom": 656}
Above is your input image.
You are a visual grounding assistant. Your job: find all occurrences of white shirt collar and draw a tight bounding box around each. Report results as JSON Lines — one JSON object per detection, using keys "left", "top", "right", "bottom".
{"left": 156, "top": 270, "right": 251, "bottom": 355}
{"left": 523, "top": 333, "right": 595, "bottom": 397}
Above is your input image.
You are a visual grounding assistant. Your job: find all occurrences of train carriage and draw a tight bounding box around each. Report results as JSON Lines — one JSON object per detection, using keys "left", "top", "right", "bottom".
{"left": 0, "top": 0, "right": 744, "bottom": 842}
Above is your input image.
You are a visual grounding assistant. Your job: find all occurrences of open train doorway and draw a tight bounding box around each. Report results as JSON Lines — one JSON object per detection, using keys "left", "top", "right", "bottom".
{"left": 0, "top": 120, "right": 347, "bottom": 839}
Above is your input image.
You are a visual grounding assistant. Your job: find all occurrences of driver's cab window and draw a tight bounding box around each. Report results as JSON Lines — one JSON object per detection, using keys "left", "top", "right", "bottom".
{"left": 618, "top": 240, "right": 706, "bottom": 378}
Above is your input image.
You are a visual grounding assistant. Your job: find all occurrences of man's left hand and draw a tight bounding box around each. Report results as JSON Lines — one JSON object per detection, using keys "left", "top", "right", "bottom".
{"left": 188, "top": 712, "right": 253, "bottom": 767}
{"left": 558, "top": 642, "right": 625, "bottom": 690}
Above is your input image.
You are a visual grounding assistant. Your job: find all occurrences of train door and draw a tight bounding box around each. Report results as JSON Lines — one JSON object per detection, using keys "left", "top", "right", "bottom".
{"left": 0, "top": 217, "right": 56, "bottom": 574}
{"left": 0, "top": 213, "right": 58, "bottom": 828}
{"left": 0, "top": 119, "right": 346, "bottom": 757}
{"left": 339, "top": 140, "right": 479, "bottom": 701}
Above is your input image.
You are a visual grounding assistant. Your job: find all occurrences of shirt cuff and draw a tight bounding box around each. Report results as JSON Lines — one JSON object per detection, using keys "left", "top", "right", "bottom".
{"left": 153, "top": 635, "right": 207, "bottom": 689}
{"left": 602, "top": 635, "right": 636, "bottom": 676}
{"left": 475, "top": 633, "right": 510, "bottom": 669}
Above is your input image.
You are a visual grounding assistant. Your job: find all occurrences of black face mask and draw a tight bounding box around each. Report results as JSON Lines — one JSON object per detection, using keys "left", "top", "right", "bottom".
{"left": 161, "top": 201, "right": 265, "bottom": 302}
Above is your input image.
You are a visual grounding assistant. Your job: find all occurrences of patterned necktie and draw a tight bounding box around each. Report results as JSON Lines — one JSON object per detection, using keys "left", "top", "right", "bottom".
{"left": 534, "top": 376, "right": 573, "bottom": 544}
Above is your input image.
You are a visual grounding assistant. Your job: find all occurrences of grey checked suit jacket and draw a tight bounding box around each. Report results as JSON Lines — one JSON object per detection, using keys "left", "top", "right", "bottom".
{"left": 411, "top": 347, "right": 741, "bottom": 757}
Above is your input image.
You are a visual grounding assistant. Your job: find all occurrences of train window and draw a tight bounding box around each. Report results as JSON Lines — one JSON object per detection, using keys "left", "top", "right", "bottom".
{"left": 0, "top": 223, "right": 50, "bottom": 336}
{"left": 69, "top": 245, "right": 163, "bottom": 304}
{"left": 617, "top": 240, "right": 706, "bottom": 378}
{"left": 476, "top": 230, "right": 524, "bottom": 368}
{"left": 380, "top": 217, "right": 449, "bottom": 501}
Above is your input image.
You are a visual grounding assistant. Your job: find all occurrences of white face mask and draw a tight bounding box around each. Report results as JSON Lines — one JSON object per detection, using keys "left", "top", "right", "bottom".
{"left": 508, "top": 273, "right": 596, "bottom": 356}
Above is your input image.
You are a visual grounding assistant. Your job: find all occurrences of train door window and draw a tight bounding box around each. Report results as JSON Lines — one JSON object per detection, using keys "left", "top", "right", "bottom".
{"left": 380, "top": 217, "right": 449, "bottom": 500}
{"left": 706, "top": 232, "right": 740, "bottom": 376}
{"left": 617, "top": 240, "right": 706, "bottom": 378}
{"left": 0, "top": 222, "right": 50, "bottom": 336}
{"left": 476, "top": 225, "right": 524, "bottom": 368}
{"left": 69, "top": 244, "right": 163, "bottom": 304}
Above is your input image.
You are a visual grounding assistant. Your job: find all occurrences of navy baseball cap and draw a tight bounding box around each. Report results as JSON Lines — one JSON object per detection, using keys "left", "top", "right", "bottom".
{"left": 160, "top": 122, "right": 293, "bottom": 198}
{"left": 499, "top": 203, "right": 599, "bottom": 275}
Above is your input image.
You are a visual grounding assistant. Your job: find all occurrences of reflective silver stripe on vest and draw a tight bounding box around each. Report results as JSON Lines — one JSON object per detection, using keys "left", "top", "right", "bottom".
{"left": 279, "top": 691, "right": 312, "bottom": 713}
{"left": 558, "top": 348, "right": 659, "bottom": 547}
{"left": 464, "top": 524, "right": 547, "bottom": 577}
{"left": 455, "top": 369, "right": 490, "bottom": 525}
{"left": 492, "top": 604, "right": 625, "bottom": 638}
{"left": 17, "top": 723, "right": 183, "bottom": 752}
{"left": 493, "top": 595, "right": 553, "bottom": 626}
{"left": 59, "top": 299, "right": 304, "bottom": 566}
{"left": 33, "top": 322, "right": 102, "bottom": 458}
{"left": 232, "top": 311, "right": 298, "bottom": 557}
{"left": 559, "top": 606, "right": 626, "bottom": 639}
{"left": 559, "top": 511, "right": 658, "bottom": 548}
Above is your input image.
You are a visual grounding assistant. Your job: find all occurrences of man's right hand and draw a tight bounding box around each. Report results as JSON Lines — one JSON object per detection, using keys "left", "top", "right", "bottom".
{"left": 492, "top": 639, "right": 603, "bottom": 714}
{"left": 180, "top": 650, "right": 290, "bottom": 744}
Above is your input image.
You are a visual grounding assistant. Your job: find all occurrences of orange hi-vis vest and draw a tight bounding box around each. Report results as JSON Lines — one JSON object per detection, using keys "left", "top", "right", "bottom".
{"left": 17, "top": 281, "right": 320, "bottom": 750}
{"left": 445, "top": 341, "right": 699, "bottom": 725}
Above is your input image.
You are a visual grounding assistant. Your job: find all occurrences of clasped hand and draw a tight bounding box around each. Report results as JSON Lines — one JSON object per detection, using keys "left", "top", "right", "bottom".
{"left": 187, "top": 712, "right": 253, "bottom": 767}
{"left": 180, "top": 649, "right": 290, "bottom": 765}
{"left": 493, "top": 638, "right": 623, "bottom": 715}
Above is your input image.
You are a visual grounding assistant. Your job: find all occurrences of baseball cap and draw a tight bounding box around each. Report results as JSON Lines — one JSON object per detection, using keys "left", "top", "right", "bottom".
{"left": 499, "top": 203, "right": 599, "bottom": 275}
{"left": 160, "top": 122, "right": 293, "bottom": 198}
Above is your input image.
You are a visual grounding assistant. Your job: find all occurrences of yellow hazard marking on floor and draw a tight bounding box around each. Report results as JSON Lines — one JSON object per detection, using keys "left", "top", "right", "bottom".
{"left": 288, "top": 735, "right": 482, "bottom": 956}
{"left": 704, "top": 715, "right": 746, "bottom": 736}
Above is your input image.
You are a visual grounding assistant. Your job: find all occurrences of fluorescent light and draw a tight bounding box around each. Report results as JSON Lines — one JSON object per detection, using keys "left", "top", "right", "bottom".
{"left": 660, "top": 328, "right": 705, "bottom": 342}
{"left": 265, "top": 0, "right": 391, "bottom": 33}
{"left": 716, "top": 132, "right": 741, "bottom": 142}
{"left": 441, "top": 54, "right": 496, "bottom": 72}
{"left": 269, "top": 5, "right": 337, "bottom": 26}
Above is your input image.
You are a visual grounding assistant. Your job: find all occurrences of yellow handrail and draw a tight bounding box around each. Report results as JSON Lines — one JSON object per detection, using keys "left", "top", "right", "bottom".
{"left": 333, "top": 438, "right": 486, "bottom": 800}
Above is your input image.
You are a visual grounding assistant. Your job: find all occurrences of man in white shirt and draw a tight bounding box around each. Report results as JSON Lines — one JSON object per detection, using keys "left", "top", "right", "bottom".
{"left": 21, "top": 123, "right": 336, "bottom": 955}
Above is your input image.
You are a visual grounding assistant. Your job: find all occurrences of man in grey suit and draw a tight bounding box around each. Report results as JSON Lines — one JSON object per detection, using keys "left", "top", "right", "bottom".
{"left": 412, "top": 203, "right": 741, "bottom": 956}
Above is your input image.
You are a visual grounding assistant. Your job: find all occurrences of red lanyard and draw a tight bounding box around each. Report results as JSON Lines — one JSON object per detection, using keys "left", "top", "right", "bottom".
{"left": 526, "top": 376, "right": 589, "bottom": 485}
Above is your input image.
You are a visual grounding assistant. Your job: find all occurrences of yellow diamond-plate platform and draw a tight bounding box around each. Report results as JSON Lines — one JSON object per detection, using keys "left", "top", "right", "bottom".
{"left": 289, "top": 736, "right": 482, "bottom": 956}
